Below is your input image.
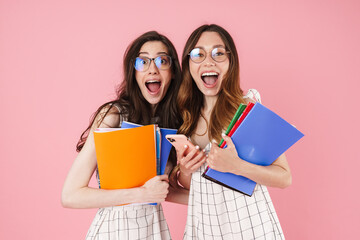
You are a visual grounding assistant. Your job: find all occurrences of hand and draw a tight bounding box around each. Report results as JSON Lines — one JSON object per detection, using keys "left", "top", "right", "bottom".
{"left": 207, "top": 134, "right": 243, "bottom": 173}
{"left": 177, "top": 145, "right": 206, "bottom": 176}
{"left": 141, "top": 175, "right": 169, "bottom": 203}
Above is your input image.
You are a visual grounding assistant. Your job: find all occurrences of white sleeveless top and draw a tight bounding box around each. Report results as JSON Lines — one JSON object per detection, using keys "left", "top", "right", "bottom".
{"left": 86, "top": 110, "right": 171, "bottom": 240}
{"left": 183, "top": 89, "right": 285, "bottom": 240}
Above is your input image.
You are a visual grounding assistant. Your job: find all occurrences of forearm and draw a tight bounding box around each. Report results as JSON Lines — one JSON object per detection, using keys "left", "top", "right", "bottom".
{"left": 178, "top": 171, "right": 192, "bottom": 190}
{"left": 232, "top": 158, "right": 292, "bottom": 189}
{"left": 61, "top": 186, "right": 146, "bottom": 209}
{"left": 165, "top": 185, "right": 189, "bottom": 205}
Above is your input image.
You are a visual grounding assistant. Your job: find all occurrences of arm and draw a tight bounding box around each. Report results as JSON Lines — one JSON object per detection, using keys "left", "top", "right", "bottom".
{"left": 176, "top": 145, "right": 206, "bottom": 190}
{"left": 61, "top": 107, "right": 169, "bottom": 208}
{"left": 165, "top": 185, "right": 189, "bottom": 205}
{"left": 164, "top": 161, "right": 190, "bottom": 205}
{"left": 206, "top": 134, "right": 292, "bottom": 189}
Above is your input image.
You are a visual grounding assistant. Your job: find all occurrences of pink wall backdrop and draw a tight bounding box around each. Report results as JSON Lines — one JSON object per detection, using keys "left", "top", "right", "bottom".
{"left": 1, "top": 0, "right": 359, "bottom": 239}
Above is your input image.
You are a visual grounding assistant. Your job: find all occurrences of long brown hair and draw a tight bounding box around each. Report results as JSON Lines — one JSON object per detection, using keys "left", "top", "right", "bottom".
{"left": 178, "top": 24, "right": 246, "bottom": 142}
{"left": 77, "top": 31, "right": 183, "bottom": 158}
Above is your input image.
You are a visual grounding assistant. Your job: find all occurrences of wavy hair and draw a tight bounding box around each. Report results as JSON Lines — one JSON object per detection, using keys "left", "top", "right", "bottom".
{"left": 178, "top": 24, "right": 246, "bottom": 142}
{"left": 77, "top": 31, "right": 183, "bottom": 161}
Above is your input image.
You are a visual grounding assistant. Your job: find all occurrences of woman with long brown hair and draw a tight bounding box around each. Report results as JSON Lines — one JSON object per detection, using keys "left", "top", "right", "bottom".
{"left": 62, "top": 31, "right": 186, "bottom": 239}
{"left": 175, "top": 24, "right": 291, "bottom": 239}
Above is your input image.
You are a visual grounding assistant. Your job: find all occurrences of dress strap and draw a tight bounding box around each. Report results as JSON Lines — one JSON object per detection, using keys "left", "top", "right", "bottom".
{"left": 244, "top": 88, "right": 262, "bottom": 103}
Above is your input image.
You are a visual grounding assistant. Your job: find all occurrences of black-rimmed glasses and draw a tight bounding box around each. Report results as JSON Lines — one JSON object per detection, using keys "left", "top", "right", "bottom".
{"left": 134, "top": 55, "right": 172, "bottom": 72}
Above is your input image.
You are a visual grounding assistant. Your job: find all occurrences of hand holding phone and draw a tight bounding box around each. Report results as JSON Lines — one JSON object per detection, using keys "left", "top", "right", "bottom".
{"left": 165, "top": 134, "right": 196, "bottom": 155}
{"left": 165, "top": 134, "right": 206, "bottom": 181}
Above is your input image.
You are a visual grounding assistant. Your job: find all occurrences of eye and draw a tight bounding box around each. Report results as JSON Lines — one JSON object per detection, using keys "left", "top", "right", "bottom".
{"left": 160, "top": 58, "right": 168, "bottom": 65}
{"left": 136, "top": 57, "right": 148, "bottom": 64}
{"left": 190, "top": 48, "right": 204, "bottom": 58}
{"left": 213, "top": 48, "right": 225, "bottom": 56}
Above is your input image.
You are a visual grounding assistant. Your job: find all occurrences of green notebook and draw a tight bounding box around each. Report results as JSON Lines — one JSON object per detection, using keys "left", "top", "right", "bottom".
{"left": 218, "top": 103, "right": 246, "bottom": 147}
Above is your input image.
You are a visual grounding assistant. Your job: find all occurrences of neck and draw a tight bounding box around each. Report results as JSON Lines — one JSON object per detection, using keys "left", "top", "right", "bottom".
{"left": 151, "top": 104, "right": 157, "bottom": 116}
{"left": 202, "top": 95, "right": 218, "bottom": 117}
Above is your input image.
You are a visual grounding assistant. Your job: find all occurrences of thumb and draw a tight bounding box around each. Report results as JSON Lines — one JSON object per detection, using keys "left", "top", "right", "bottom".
{"left": 222, "top": 134, "right": 235, "bottom": 149}
{"left": 158, "top": 174, "right": 169, "bottom": 182}
{"left": 211, "top": 139, "right": 220, "bottom": 153}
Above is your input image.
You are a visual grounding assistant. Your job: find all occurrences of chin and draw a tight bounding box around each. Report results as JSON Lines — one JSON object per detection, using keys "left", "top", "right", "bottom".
{"left": 144, "top": 94, "right": 163, "bottom": 106}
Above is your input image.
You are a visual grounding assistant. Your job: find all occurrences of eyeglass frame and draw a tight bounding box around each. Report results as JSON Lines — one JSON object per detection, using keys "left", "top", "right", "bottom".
{"left": 188, "top": 47, "right": 230, "bottom": 63}
{"left": 134, "top": 55, "right": 172, "bottom": 72}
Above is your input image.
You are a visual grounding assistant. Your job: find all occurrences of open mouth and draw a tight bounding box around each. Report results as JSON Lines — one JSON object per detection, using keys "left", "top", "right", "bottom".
{"left": 201, "top": 72, "right": 219, "bottom": 87}
{"left": 145, "top": 80, "right": 161, "bottom": 93}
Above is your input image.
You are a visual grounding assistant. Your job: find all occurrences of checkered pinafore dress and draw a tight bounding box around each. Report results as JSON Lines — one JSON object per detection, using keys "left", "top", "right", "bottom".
{"left": 183, "top": 89, "right": 285, "bottom": 240}
{"left": 86, "top": 112, "right": 171, "bottom": 240}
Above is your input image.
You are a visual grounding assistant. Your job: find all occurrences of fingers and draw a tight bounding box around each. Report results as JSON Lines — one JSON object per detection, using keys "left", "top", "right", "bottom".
{"left": 177, "top": 144, "right": 188, "bottom": 158}
{"left": 179, "top": 146, "right": 201, "bottom": 166}
{"left": 184, "top": 151, "right": 205, "bottom": 170}
{"left": 157, "top": 174, "right": 169, "bottom": 182}
{"left": 188, "top": 155, "right": 207, "bottom": 171}
{"left": 221, "top": 134, "right": 235, "bottom": 149}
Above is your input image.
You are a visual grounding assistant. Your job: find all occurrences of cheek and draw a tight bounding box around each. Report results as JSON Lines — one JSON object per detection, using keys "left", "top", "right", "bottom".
{"left": 135, "top": 72, "right": 143, "bottom": 87}
{"left": 189, "top": 62, "right": 198, "bottom": 80}
{"left": 162, "top": 71, "right": 172, "bottom": 89}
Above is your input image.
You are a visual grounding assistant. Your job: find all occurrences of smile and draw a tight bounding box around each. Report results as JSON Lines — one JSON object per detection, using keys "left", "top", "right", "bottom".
{"left": 201, "top": 72, "right": 219, "bottom": 88}
{"left": 145, "top": 80, "right": 161, "bottom": 94}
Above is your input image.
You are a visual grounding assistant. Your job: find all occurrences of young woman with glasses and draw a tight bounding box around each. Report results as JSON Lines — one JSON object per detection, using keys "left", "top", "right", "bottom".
{"left": 62, "top": 31, "right": 187, "bottom": 240}
{"left": 173, "top": 24, "right": 291, "bottom": 239}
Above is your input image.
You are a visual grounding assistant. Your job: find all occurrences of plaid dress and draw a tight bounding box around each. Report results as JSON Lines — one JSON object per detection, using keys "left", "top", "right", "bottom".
{"left": 183, "top": 89, "right": 285, "bottom": 240}
{"left": 86, "top": 111, "right": 171, "bottom": 240}
{"left": 86, "top": 204, "right": 171, "bottom": 240}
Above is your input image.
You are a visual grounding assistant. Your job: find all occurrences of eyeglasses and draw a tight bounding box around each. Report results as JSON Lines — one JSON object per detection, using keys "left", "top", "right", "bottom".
{"left": 134, "top": 55, "right": 172, "bottom": 72}
{"left": 188, "top": 47, "right": 230, "bottom": 63}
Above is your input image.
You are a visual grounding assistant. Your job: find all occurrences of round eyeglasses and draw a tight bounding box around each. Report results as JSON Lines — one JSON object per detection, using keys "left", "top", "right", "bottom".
{"left": 188, "top": 47, "right": 230, "bottom": 63}
{"left": 134, "top": 55, "right": 172, "bottom": 72}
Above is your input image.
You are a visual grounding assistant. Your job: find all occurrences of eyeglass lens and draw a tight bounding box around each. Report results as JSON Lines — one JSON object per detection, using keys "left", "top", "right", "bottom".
{"left": 189, "top": 47, "right": 228, "bottom": 63}
{"left": 134, "top": 55, "right": 172, "bottom": 72}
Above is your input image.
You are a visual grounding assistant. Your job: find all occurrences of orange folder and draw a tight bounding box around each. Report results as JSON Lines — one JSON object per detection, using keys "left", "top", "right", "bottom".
{"left": 94, "top": 124, "right": 157, "bottom": 190}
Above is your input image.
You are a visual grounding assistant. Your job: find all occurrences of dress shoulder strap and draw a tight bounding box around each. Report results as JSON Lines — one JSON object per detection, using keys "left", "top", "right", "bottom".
{"left": 110, "top": 103, "right": 126, "bottom": 127}
{"left": 244, "top": 88, "right": 262, "bottom": 103}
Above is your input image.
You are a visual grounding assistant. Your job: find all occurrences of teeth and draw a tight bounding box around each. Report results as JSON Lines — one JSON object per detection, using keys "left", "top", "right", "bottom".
{"left": 201, "top": 72, "right": 218, "bottom": 77}
{"left": 146, "top": 80, "right": 160, "bottom": 83}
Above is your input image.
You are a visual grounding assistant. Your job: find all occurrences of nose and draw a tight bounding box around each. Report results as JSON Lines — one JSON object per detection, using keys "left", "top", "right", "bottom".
{"left": 148, "top": 59, "right": 159, "bottom": 74}
{"left": 204, "top": 53, "right": 216, "bottom": 66}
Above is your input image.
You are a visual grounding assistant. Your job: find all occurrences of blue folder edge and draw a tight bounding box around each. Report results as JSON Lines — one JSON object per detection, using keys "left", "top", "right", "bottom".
{"left": 121, "top": 121, "right": 177, "bottom": 175}
{"left": 203, "top": 102, "right": 304, "bottom": 196}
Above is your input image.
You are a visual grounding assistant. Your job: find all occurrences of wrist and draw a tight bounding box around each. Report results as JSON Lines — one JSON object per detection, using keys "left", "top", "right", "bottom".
{"left": 135, "top": 187, "right": 147, "bottom": 203}
{"left": 177, "top": 170, "right": 185, "bottom": 188}
{"left": 179, "top": 169, "right": 191, "bottom": 177}
{"left": 233, "top": 158, "right": 254, "bottom": 176}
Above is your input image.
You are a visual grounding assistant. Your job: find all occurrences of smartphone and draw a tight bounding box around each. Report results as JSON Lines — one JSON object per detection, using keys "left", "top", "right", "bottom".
{"left": 165, "top": 134, "right": 196, "bottom": 155}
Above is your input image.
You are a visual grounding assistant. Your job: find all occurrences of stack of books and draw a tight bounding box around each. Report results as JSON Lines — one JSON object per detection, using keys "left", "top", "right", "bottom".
{"left": 202, "top": 102, "right": 304, "bottom": 196}
{"left": 94, "top": 122, "right": 176, "bottom": 193}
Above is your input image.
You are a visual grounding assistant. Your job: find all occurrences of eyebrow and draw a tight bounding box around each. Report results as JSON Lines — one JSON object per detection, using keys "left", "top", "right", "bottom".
{"left": 138, "top": 51, "right": 169, "bottom": 55}
{"left": 194, "top": 44, "right": 226, "bottom": 49}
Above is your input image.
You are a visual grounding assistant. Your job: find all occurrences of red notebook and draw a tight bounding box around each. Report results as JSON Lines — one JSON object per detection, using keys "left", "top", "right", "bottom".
{"left": 220, "top": 102, "right": 255, "bottom": 148}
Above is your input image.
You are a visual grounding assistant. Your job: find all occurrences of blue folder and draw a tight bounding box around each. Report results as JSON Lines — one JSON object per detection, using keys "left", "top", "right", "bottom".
{"left": 121, "top": 121, "right": 177, "bottom": 175}
{"left": 203, "top": 102, "right": 304, "bottom": 196}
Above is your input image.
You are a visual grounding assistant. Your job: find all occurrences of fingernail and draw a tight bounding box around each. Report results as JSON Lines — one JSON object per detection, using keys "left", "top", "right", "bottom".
{"left": 195, "top": 145, "right": 200, "bottom": 150}
{"left": 202, "top": 149, "right": 206, "bottom": 152}
{"left": 221, "top": 133, "right": 226, "bottom": 137}
{"left": 184, "top": 145, "right": 188, "bottom": 148}
{"left": 212, "top": 139, "right": 217, "bottom": 143}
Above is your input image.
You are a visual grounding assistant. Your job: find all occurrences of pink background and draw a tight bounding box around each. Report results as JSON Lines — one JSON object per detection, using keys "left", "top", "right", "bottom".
{"left": 1, "top": 0, "right": 359, "bottom": 239}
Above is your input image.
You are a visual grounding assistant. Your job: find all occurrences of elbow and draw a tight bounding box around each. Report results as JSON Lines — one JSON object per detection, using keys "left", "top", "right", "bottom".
{"left": 61, "top": 194, "right": 71, "bottom": 208}
{"left": 280, "top": 173, "right": 292, "bottom": 189}
{"left": 61, "top": 191, "right": 75, "bottom": 208}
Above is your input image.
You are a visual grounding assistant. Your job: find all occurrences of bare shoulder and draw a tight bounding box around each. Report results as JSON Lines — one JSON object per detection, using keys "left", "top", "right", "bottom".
{"left": 244, "top": 97, "right": 256, "bottom": 104}
{"left": 92, "top": 104, "right": 121, "bottom": 129}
